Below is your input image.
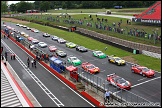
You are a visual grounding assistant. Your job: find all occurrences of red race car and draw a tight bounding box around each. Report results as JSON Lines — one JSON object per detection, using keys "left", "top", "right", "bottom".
{"left": 81, "top": 62, "right": 100, "bottom": 74}
{"left": 107, "top": 73, "right": 131, "bottom": 90}
{"left": 27, "top": 37, "right": 34, "bottom": 41}
{"left": 131, "top": 65, "right": 155, "bottom": 77}
{"left": 49, "top": 46, "right": 57, "bottom": 52}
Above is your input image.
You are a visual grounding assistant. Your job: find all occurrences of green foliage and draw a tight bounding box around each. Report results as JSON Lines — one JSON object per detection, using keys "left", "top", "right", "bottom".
{"left": 16, "top": 1, "right": 34, "bottom": 13}
{"left": 5, "top": 1, "right": 157, "bottom": 13}
{"left": 1, "top": 1, "right": 8, "bottom": 13}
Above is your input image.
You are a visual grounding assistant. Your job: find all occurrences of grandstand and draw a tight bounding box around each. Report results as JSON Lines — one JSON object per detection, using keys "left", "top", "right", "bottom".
{"left": 132, "top": 1, "right": 161, "bottom": 25}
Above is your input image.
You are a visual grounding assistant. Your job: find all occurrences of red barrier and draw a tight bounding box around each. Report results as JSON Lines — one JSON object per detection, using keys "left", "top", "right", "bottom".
{"left": 80, "top": 91, "right": 105, "bottom": 107}
{"left": 2, "top": 30, "right": 103, "bottom": 107}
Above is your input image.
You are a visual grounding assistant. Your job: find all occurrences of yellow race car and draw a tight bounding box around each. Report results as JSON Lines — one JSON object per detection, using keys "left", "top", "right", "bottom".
{"left": 108, "top": 55, "right": 126, "bottom": 66}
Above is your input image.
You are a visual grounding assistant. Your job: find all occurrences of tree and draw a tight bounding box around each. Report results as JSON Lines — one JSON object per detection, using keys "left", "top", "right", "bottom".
{"left": 16, "top": 1, "right": 33, "bottom": 13}
{"left": 40, "top": 1, "right": 50, "bottom": 12}
{"left": 9, "top": 4, "right": 17, "bottom": 13}
{"left": 1, "top": 1, "right": 8, "bottom": 14}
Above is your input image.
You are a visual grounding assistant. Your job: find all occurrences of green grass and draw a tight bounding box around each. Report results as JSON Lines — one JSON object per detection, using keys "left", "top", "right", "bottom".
{"left": 7, "top": 21, "right": 160, "bottom": 72}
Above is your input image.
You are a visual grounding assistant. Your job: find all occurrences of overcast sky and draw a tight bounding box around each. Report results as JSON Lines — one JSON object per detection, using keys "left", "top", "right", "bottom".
{"left": 8, "top": 1, "right": 35, "bottom": 5}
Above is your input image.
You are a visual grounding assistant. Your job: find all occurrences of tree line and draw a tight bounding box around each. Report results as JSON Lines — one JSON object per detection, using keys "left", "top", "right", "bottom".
{"left": 1, "top": 1, "right": 157, "bottom": 13}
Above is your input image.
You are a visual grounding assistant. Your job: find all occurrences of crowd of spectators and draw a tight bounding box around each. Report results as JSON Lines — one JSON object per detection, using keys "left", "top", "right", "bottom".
{"left": 27, "top": 15, "right": 161, "bottom": 42}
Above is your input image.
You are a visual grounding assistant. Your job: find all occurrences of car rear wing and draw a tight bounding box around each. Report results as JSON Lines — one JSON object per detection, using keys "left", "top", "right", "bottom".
{"left": 107, "top": 73, "right": 116, "bottom": 77}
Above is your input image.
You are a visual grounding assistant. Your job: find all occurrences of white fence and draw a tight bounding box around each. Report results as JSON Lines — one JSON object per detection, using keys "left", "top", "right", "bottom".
{"left": 142, "top": 50, "right": 161, "bottom": 59}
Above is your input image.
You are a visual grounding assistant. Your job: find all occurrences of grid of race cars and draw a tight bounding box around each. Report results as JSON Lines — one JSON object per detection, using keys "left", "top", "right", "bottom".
{"left": 3, "top": 23, "right": 157, "bottom": 90}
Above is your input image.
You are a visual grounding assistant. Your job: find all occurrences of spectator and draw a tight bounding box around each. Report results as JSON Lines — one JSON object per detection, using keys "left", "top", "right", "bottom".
{"left": 104, "top": 47, "right": 108, "bottom": 51}
{"left": 34, "top": 59, "right": 36, "bottom": 68}
{"left": 27, "top": 56, "right": 30, "bottom": 67}
{"left": 127, "top": 19, "right": 128, "bottom": 24}
{"left": 5, "top": 51, "right": 8, "bottom": 61}
{"left": 31, "top": 59, "right": 34, "bottom": 67}
{"left": 104, "top": 90, "right": 110, "bottom": 105}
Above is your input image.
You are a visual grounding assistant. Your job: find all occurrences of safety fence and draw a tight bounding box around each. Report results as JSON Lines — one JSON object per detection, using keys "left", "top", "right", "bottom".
{"left": 2, "top": 27, "right": 155, "bottom": 106}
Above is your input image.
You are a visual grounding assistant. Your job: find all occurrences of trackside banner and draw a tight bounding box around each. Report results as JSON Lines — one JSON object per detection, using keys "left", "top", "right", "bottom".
{"left": 132, "top": 18, "right": 161, "bottom": 24}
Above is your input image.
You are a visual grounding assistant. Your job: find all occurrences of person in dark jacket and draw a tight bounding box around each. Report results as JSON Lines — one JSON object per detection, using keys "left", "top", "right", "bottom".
{"left": 34, "top": 59, "right": 36, "bottom": 68}
{"left": 27, "top": 56, "right": 30, "bottom": 67}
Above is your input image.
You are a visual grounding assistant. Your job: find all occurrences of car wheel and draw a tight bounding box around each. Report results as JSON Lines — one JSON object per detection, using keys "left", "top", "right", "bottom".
{"left": 131, "top": 70, "right": 134, "bottom": 73}
{"left": 142, "top": 74, "right": 145, "bottom": 77}
{"left": 140, "top": 72, "right": 142, "bottom": 75}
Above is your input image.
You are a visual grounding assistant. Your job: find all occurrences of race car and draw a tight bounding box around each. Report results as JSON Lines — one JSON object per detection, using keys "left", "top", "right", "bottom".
{"left": 107, "top": 73, "right": 131, "bottom": 90}
{"left": 24, "top": 33, "right": 29, "bottom": 38}
{"left": 23, "top": 25, "right": 27, "bottom": 28}
{"left": 16, "top": 23, "right": 20, "bottom": 26}
{"left": 20, "top": 32, "right": 25, "bottom": 36}
{"left": 26, "top": 27, "right": 31, "bottom": 30}
{"left": 27, "top": 37, "right": 34, "bottom": 41}
{"left": 51, "top": 36, "right": 59, "bottom": 41}
{"left": 57, "top": 38, "right": 66, "bottom": 44}
{"left": 38, "top": 42, "right": 47, "bottom": 48}
{"left": 108, "top": 55, "right": 126, "bottom": 66}
{"left": 48, "top": 46, "right": 57, "bottom": 52}
{"left": 81, "top": 62, "right": 100, "bottom": 74}
{"left": 31, "top": 39, "right": 39, "bottom": 44}
{"left": 76, "top": 45, "right": 88, "bottom": 52}
{"left": 131, "top": 65, "right": 155, "bottom": 77}
{"left": 56, "top": 50, "right": 67, "bottom": 58}
{"left": 67, "top": 56, "right": 82, "bottom": 66}
{"left": 34, "top": 29, "right": 39, "bottom": 33}
{"left": 66, "top": 42, "right": 77, "bottom": 48}
{"left": 43, "top": 33, "right": 50, "bottom": 37}
{"left": 92, "top": 50, "right": 107, "bottom": 59}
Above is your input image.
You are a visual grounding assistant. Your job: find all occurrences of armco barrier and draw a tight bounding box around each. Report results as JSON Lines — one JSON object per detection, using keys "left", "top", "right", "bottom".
{"left": 3, "top": 31, "right": 101, "bottom": 107}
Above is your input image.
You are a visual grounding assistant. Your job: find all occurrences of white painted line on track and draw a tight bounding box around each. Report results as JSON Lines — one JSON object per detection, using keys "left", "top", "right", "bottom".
{"left": 132, "top": 76, "right": 161, "bottom": 88}
{"left": 89, "top": 58, "right": 99, "bottom": 62}
{"left": 137, "top": 78, "right": 147, "bottom": 81}
{"left": 101, "top": 62, "right": 107, "bottom": 64}
{"left": 4, "top": 38, "right": 95, "bottom": 107}
{"left": 100, "top": 70, "right": 105, "bottom": 73}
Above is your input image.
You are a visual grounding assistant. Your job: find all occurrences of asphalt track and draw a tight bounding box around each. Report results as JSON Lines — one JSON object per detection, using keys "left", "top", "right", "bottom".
{"left": 1, "top": 21, "right": 161, "bottom": 105}
{"left": 1, "top": 39, "right": 94, "bottom": 107}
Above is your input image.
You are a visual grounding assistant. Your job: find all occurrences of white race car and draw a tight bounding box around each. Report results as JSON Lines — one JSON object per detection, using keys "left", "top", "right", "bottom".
{"left": 57, "top": 38, "right": 66, "bottom": 44}
{"left": 43, "top": 33, "right": 50, "bottom": 37}
{"left": 32, "top": 39, "right": 39, "bottom": 44}
{"left": 38, "top": 42, "right": 47, "bottom": 48}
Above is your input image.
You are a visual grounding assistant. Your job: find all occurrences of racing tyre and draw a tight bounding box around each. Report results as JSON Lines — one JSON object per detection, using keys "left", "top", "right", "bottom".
{"left": 142, "top": 74, "right": 145, "bottom": 77}
{"left": 131, "top": 70, "right": 134, "bottom": 73}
